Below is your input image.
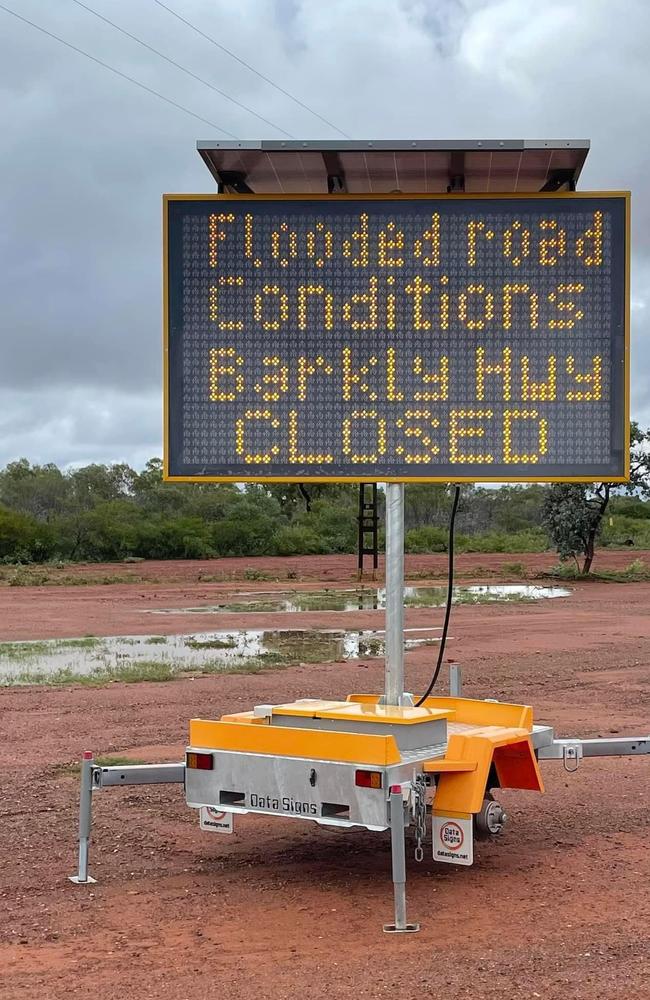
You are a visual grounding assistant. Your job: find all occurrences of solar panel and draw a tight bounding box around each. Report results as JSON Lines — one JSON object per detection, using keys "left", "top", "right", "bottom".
{"left": 197, "top": 140, "right": 590, "bottom": 195}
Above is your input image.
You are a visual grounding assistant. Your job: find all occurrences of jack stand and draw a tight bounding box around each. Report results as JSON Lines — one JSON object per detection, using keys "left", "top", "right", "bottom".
{"left": 383, "top": 785, "right": 420, "bottom": 933}
{"left": 68, "top": 751, "right": 96, "bottom": 884}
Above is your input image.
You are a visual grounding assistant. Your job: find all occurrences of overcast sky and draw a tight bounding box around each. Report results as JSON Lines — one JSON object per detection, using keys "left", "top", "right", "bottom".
{"left": 0, "top": 0, "right": 648, "bottom": 470}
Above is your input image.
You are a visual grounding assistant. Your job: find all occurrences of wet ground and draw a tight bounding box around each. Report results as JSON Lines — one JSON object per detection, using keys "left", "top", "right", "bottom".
{"left": 0, "top": 551, "right": 649, "bottom": 1000}
{"left": 0, "top": 626, "right": 444, "bottom": 684}
{"left": 146, "top": 583, "right": 571, "bottom": 615}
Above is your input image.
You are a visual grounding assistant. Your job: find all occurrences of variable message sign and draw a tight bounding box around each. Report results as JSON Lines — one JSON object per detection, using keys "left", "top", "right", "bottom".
{"left": 164, "top": 193, "right": 629, "bottom": 482}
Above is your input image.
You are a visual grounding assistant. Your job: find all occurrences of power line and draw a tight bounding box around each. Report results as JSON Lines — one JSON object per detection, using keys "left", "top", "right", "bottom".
{"left": 153, "top": 0, "right": 350, "bottom": 138}
{"left": 0, "top": 3, "right": 238, "bottom": 137}
{"left": 68, "top": 0, "right": 294, "bottom": 138}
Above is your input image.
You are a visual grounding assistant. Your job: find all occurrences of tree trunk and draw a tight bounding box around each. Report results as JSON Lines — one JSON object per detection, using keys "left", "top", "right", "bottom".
{"left": 581, "top": 484, "right": 611, "bottom": 575}
{"left": 581, "top": 531, "right": 596, "bottom": 575}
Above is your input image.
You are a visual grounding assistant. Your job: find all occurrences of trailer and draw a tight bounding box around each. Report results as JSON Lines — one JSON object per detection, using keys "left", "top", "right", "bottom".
{"left": 70, "top": 139, "right": 646, "bottom": 932}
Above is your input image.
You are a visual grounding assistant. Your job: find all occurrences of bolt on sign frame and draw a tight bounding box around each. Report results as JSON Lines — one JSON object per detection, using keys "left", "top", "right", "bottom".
{"left": 70, "top": 143, "right": 646, "bottom": 938}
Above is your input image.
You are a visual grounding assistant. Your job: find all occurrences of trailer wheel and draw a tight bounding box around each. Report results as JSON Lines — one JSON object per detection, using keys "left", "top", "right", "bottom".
{"left": 475, "top": 792, "right": 508, "bottom": 839}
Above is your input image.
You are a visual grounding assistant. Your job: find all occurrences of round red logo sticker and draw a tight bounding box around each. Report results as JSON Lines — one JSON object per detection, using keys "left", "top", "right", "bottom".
{"left": 206, "top": 807, "right": 227, "bottom": 821}
{"left": 439, "top": 821, "right": 464, "bottom": 852}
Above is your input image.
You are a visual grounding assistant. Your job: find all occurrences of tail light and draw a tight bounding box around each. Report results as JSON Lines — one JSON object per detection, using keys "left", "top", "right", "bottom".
{"left": 355, "top": 769, "right": 382, "bottom": 789}
{"left": 186, "top": 751, "right": 213, "bottom": 770}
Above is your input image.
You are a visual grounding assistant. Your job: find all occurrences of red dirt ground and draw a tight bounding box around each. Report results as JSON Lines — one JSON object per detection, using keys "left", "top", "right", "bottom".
{"left": 1, "top": 551, "right": 649, "bottom": 999}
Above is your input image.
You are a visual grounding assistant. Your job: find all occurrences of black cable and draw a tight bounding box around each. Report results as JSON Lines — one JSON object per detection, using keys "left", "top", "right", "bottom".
{"left": 68, "top": 0, "right": 295, "bottom": 138}
{"left": 153, "top": 0, "right": 350, "bottom": 138}
{"left": 0, "top": 3, "right": 237, "bottom": 137}
{"left": 415, "top": 485, "right": 461, "bottom": 706}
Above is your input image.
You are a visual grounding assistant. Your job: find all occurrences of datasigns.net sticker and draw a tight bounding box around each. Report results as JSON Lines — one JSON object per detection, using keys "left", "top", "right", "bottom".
{"left": 433, "top": 813, "right": 473, "bottom": 865}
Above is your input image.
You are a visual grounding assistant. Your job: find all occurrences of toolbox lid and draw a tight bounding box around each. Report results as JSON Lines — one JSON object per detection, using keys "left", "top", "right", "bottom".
{"left": 269, "top": 698, "right": 452, "bottom": 725}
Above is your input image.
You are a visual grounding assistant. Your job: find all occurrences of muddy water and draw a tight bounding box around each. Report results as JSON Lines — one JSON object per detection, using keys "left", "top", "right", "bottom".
{"left": 0, "top": 627, "right": 446, "bottom": 685}
{"left": 147, "top": 584, "right": 571, "bottom": 616}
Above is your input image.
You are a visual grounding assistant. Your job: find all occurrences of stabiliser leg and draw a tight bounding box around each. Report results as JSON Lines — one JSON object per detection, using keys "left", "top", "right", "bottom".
{"left": 383, "top": 785, "right": 419, "bottom": 933}
{"left": 68, "top": 751, "right": 96, "bottom": 884}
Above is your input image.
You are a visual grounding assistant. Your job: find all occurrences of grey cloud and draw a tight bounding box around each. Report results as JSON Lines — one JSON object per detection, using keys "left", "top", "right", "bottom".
{"left": 1, "top": 0, "right": 650, "bottom": 469}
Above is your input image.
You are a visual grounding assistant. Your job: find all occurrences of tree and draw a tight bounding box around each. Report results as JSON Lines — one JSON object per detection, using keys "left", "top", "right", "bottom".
{"left": 0, "top": 459, "right": 69, "bottom": 522}
{"left": 543, "top": 423, "right": 650, "bottom": 574}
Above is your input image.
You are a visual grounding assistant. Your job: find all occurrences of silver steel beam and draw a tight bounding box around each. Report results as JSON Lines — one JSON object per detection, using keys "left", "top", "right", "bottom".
{"left": 383, "top": 785, "right": 419, "bottom": 933}
{"left": 93, "top": 763, "right": 185, "bottom": 788}
{"left": 384, "top": 482, "right": 405, "bottom": 706}
{"left": 68, "top": 752, "right": 96, "bottom": 884}
{"left": 538, "top": 737, "right": 650, "bottom": 761}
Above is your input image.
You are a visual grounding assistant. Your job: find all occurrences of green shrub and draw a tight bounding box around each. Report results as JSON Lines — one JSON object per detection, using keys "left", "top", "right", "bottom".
{"left": 600, "top": 515, "right": 650, "bottom": 549}
{"left": 458, "top": 529, "right": 547, "bottom": 554}
{"left": 404, "top": 526, "right": 448, "bottom": 553}
{"left": 0, "top": 505, "right": 53, "bottom": 562}
{"left": 271, "top": 525, "right": 326, "bottom": 556}
{"left": 243, "top": 568, "right": 271, "bottom": 581}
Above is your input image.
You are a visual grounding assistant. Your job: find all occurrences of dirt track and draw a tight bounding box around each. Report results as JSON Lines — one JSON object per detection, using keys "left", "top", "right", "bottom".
{"left": 1, "top": 552, "right": 649, "bottom": 999}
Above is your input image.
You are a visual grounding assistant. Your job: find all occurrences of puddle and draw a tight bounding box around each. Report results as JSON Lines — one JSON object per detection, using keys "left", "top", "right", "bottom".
{"left": 0, "top": 628, "right": 446, "bottom": 685}
{"left": 148, "top": 584, "right": 571, "bottom": 616}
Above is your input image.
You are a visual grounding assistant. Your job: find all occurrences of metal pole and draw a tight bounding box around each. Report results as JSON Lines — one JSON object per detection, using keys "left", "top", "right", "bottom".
{"left": 384, "top": 482, "right": 405, "bottom": 706}
{"left": 449, "top": 661, "right": 462, "bottom": 697}
{"left": 69, "top": 751, "right": 97, "bottom": 884}
{"left": 383, "top": 785, "right": 419, "bottom": 933}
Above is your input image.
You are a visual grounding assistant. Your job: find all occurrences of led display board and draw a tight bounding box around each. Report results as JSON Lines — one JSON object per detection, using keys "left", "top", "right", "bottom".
{"left": 164, "top": 193, "right": 629, "bottom": 482}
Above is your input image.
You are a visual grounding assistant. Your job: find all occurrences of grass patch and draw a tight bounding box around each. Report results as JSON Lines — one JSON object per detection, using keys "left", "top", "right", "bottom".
{"left": 199, "top": 652, "right": 294, "bottom": 675}
{"left": 544, "top": 558, "right": 650, "bottom": 582}
{"left": 186, "top": 637, "right": 237, "bottom": 650}
{"left": 500, "top": 561, "right": 528, "bottom": 579}
{"left": 0, "top": 640, "right": 54, "bottom": 659}
{"left": 145, "top": 635, "right": 167, "bottom": 645}
{"left": 0, "top": 565, "right": 154, "bottom": 587}
{"left": 55, "top": 636, "right": 99, "bottom": 649}
{"left": 7, "top": 660, "right": 178, "bottom": 687}
{"left": 243, "top": 568, "right": 272, "bottom": 581}
{"left": 55, "top": 754, "right": 148, "bottom": 776}
{"left": 5, "top": 652, "right": 297, "bottom": 686}
{"left": 0, "top": 636, "right": 101, "bottom": 660}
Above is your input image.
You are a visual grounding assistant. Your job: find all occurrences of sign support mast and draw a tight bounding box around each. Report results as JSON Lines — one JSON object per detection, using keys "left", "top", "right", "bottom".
{"left": 384, "top": 482, "right": 406, "bottom": 705}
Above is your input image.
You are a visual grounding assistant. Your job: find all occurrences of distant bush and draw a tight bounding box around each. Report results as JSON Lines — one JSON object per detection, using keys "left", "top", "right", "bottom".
{"left": 457, "top": 529, "right": 547, "bottom": 554}
{"left": 0, "top": 505, "right": 53, "bottom": 563}
{"left": 601, "top": 515, "right": 650, "bottom": 549}
{"left": 405, "top": 526, "right": 447, "bottom": 553}
{"left": 271, "top": 525, "right": 326, "bottom": 556}
{"left": 404, "top": 526, "right": 546, "bottom": 556}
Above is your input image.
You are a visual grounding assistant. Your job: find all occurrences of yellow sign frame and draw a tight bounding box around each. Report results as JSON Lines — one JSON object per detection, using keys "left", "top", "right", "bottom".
{"left": 163, "top": 191, "right": 630, "bottom": 484}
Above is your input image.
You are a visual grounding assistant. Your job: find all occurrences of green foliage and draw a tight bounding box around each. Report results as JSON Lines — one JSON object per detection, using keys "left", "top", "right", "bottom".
{"left": 457, "top": 529, "right": 547, "bottom": 553}
{"left": 272, "top": 525, "right": 326, "bottom": 556}
{"left": 243, "top": 568, "right": 271, "bottom": 581}
{"left": 0, "top": 505, "right": 54, "bottom": 562}
{"left": 600, "top": 514, "right": 650, "bottom": 548}
{"left": 2, "top": 448, "right": 650, "bottom": 566}
{"left": 547, "top": 558, "right": 650, "bottom": 582}
{"left": 542, "top": 425, "right": 650, "bottom": 574}
{"left": 405, "top": 526, "right": 448, "bottom": 553}
{"left": 542, "top": 484, "right": 602, "bottom": 570}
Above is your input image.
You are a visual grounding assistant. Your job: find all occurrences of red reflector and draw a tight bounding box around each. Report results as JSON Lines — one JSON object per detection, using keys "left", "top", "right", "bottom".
{"left": 355, "top": 769, "right": 382, "bottom": 789}
{"left": 186, "top": 752, "right": 213, "bottom": 770}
